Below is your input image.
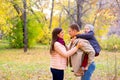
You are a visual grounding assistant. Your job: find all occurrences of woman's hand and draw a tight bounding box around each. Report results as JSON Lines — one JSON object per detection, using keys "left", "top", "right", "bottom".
{"left": 76, "top": 41, "right": 83, "bottom": 49}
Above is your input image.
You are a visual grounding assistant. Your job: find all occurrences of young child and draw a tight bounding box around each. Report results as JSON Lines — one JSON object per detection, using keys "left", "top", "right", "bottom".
{"left": 76, "top": 24, "right": 101, "bottom": 72}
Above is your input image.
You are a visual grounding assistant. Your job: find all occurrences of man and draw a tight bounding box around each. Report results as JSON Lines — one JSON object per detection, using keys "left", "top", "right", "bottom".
{"left": 68, "top": 23, "right": 95, "bottom": 80}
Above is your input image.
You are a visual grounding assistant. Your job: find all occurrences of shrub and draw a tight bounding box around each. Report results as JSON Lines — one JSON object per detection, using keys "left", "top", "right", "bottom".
{"left": 100, "top": 35, "right": 120, "bottom": 51}
{"left": 8, "top": 20, "right": 24, "bottom": 48}
{"left": 8, "top": 14, "right": 44, "bottom": 48}
{"left": 39, "top": 27, "right": 51, "bottom": 45}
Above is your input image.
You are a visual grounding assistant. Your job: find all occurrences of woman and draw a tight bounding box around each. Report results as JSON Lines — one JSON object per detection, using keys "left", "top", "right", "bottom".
{"left": 50, "top": 27, "right": 81, "bottom": 80}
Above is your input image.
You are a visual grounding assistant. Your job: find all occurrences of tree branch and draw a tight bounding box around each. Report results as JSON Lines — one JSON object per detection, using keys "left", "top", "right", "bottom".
{"left": 116, "top": 0, "right": 120, "bottom": 10}
{"left": 63, "top": 6, "right": 77, "bottom": 23}
{"left": 10, "top": 0, "right": 23, "bottom": 20}
{"left": 82, "top": 1, "right": 91, "bottom": 15}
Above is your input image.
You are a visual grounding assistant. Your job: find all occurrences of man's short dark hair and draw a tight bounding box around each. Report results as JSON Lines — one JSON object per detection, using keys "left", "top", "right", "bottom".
{"left": 69, "top": 23, "right": 80, "bottom": 31}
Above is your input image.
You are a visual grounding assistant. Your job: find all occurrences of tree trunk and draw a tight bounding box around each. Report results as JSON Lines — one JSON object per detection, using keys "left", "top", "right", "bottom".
{"left": 11, "top": 0, "right": 28, "bottom": 52}
{"left": 49, "top": 0, "right": 54, "bottom": 29}
{"left": 76, "top": 0, "right": 84, "bottom": 29}
{"left": 23, "top": 0, "right": 27, "bottom": 52}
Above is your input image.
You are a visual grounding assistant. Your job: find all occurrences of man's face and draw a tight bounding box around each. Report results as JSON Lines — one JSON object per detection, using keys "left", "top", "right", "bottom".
{"left": 68, "top": 28, "right": 76, "bottom": 37}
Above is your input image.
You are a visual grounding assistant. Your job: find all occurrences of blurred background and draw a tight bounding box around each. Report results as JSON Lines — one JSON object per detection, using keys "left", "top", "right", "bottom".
{"left": 0, "top": 0, "right": 120, "bottom": 80}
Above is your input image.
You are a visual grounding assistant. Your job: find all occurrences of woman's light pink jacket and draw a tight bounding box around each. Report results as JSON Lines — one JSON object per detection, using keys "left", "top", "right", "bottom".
{"left": 50, "top": 42, "right": 78, "bottom": 70}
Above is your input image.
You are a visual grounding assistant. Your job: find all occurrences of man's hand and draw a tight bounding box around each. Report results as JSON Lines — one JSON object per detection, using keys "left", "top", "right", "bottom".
{"left": 84, "top": 66, "right": 88, "bottom": 70}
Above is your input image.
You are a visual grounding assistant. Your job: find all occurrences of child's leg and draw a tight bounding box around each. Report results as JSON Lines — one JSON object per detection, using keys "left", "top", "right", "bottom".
{"left": 81, "top": 54, "right": 88, "bottom": 68}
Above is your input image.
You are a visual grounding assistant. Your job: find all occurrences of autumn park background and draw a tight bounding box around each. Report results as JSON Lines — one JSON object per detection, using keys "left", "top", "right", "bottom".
{"left": 0, "top": 0, "right": 120, "bottom": 80}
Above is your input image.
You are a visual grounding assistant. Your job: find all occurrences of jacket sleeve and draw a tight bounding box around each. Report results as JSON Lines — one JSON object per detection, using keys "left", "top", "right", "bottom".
{"left": 76, "top": 31, "right": 94, "bottom": 39}
{"left": 54, "top": 42, "right": 78, "bottom": 58}
{"left": 78, "top": 39, "right": 95, "bottom": 65}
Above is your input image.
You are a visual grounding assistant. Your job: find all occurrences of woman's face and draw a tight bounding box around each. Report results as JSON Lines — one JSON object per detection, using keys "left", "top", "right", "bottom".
{"left": 57, "top": 30, "right": 64, "bottom": 39}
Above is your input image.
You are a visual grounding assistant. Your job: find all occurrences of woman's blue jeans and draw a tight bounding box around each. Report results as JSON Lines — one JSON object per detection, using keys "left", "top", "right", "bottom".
{"left": 81, "top": 62, "right": 96, "bottom": 80}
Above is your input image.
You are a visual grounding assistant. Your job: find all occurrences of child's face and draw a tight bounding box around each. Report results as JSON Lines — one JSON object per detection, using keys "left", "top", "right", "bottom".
{"left": 84, "top": 26, "right": 90, "bottom": 33}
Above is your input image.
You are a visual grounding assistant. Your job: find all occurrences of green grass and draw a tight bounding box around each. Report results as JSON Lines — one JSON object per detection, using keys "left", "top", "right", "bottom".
{"left": 0, "top": 43, "right": 120, "bottom": 80}
{"left": 0, "top": 48, "right": 51, "bottom": 80}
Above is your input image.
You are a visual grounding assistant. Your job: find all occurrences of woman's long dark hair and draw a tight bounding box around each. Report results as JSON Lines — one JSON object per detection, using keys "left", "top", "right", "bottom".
{"left": 50, "top": 27, "right": 62, "bottom": 54}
